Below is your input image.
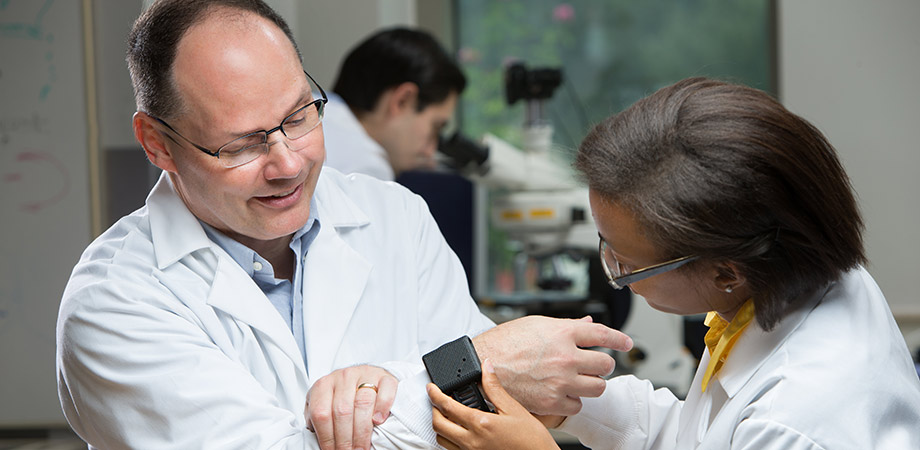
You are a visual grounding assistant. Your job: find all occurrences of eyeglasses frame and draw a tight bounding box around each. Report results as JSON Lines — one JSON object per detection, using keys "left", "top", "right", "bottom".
{"left": 599, "top": 238, "right": 699, "bottom": 290}
{"left": 151, "top": 70, "right": 328, "bottom": 167}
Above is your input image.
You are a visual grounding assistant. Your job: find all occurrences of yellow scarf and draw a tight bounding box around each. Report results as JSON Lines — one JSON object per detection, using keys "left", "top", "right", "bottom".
{"left": 701, "top": 299, "right": 755, "bottom": 393}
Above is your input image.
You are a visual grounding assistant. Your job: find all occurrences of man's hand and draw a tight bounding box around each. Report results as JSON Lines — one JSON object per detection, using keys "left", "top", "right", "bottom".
{"left": 305, "top": 365, "right": 398, "bottom": 450}
{"left": 472, "top": 315, "right": 632, "bottom": 416}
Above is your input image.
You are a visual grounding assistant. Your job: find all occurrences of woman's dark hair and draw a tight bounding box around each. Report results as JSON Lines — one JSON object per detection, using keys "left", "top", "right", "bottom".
{"left": 575, "top": 77, "right": 866, "bottom": 331}
{"left": 332, "top": 27, "right": 466, "bottom": 113}
{"left": 126, "top": 0, "right": 300, "bottom": 119}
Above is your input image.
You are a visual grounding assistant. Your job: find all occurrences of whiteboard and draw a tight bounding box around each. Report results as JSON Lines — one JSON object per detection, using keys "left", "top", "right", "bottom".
{"left": 0, "top": 0, "right": 93, "bottom": 426}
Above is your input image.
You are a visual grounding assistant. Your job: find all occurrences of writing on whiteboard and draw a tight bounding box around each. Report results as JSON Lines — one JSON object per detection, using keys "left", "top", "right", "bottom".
{"left": 0, "top": 0, "right": 58, "bottom": 100}
{"left": 2, "top": 150, "right": 70, "bottom": 213}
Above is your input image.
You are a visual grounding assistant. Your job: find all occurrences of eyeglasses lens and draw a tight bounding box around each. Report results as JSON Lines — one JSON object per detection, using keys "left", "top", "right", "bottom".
{"left": 282, "top": 101, "right": 324, "bottom": 141}
{"left": 216, "top": 101, "right": 324, "bottom": 168}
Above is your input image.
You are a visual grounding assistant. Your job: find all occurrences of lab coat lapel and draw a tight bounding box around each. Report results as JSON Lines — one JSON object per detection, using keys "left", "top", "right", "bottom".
{"left": 302, "top": 173, "right": 372, "bottom": 378}
{"left": 715, "top": 285, "right": 829, "bottom": 398}
{"left": 302, "top": 223, "right": 371, "bottom": 378}
{"left": 149, "top": 170, "right": 311, "bottom": 378}
{"left": 207, "top": 252, "right": 308, "bottom": 375}
{"left": 680, "top": 286, "right": 831, "bottom": 446}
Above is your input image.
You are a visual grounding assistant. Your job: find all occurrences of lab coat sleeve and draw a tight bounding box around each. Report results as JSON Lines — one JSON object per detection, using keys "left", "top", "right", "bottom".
{"left": 372, "top": 361, "right": 444, "bottom": 446}
{"left": 556, "top": 375, "right": 683, "bottom": 450}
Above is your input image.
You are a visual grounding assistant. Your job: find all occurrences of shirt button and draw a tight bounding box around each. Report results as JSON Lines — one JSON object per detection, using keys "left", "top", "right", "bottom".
{"left": 253, "top": 261, "right": 263, "bottom": 271}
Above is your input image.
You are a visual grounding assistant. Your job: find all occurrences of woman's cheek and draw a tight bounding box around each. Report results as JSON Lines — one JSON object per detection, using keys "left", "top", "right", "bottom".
{"left": 628, "top": 281, "right": 647, "bottom": 297}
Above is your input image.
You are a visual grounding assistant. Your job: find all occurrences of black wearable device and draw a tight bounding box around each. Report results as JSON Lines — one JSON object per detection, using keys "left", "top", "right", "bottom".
{"left": 423, "top": 335, "right": 493, "bottom": 412}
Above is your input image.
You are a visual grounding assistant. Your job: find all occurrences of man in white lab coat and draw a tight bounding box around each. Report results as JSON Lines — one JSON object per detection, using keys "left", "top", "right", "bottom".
{"left": 322, "top": 28, "right": 463, "bottom": 181}
{"left": 55, "top": 1, "right": 632, "bottom": 449}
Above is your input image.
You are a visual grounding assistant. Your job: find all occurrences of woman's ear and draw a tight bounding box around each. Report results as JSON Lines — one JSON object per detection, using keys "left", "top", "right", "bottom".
{"left": 712, "top": 261, "right": 747, "bottom": 293}
{"left": 133, "top": 111, "right": 178, "bottom": 173}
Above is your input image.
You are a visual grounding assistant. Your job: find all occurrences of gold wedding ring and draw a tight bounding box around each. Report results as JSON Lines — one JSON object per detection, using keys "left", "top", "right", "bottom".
{"left": 356, "top": 383, "right": 378, "bottom": 393}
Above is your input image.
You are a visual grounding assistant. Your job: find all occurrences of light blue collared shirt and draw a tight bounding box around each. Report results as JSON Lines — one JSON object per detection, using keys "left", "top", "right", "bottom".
{"left": 201, "top": 207, "right": 320, "bottom": 368}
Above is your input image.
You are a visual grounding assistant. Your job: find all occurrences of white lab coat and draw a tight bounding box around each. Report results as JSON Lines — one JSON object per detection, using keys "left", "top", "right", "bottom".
{"left": 558, "top": 267, "right": 920, "bottom": 449}
{"left": 56, "top": 168, "right": 494, "bottom": 449}
{"left": 322, "top": 92, "right": 395, "bottom": 181}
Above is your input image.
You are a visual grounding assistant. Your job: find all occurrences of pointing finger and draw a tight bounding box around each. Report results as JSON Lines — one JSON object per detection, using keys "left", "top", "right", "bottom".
{"left": 573, "top": 322, "right": 633, "bottom": 352}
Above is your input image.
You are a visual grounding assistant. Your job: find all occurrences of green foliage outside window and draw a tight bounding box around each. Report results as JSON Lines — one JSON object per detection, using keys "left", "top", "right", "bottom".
{"left": 457, "top": 0, "right": 773, "bottom": 153}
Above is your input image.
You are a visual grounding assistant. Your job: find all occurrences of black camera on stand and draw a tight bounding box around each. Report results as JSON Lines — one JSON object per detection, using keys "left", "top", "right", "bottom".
{"left": 504, "top": 63, "right": 563, "bottom": 127}
{"left": 505, "top": 63, "right": 563, "bottom": 104}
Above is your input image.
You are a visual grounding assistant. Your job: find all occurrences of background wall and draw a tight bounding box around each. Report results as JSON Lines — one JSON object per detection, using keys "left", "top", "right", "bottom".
{"left": 296, "top": 0, "right": 417, "bottom": 88}
{"left": 0, "top": 0, "right": 94, "bottom": 426}
{"left": 778, "top": 0, "right": 920, "bottom": 348}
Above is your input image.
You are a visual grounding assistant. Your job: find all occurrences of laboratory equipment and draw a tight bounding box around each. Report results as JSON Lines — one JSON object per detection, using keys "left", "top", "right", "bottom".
{"left": 442, "top": 63, "right": 611, "bottom": 313}
{"left": 439, "top": 62, "right": 694, "bottom": 396}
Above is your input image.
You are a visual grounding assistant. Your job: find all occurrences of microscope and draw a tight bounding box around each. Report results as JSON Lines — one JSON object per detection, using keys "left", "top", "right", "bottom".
{"left": 441, "top": 62, "right": 622, "bottom": 325}
{"left": 439, "top": 63, "right": 695, "bottom": 396}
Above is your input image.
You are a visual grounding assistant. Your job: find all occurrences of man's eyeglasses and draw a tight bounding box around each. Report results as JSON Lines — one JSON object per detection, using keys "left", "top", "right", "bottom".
{"left": 599, "top": 238, "right": 698, "bottom": 290}
{"left": 152, "top": 70, "right": 328, "bottom": 168}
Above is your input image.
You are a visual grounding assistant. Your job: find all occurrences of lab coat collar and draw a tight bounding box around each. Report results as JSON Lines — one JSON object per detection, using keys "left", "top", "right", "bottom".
{"left": 147, "top": 172, "right": 211, "bottom": 270}
{"left": 311, "top": 167, "right": 370, "bottom": 229}
{"left": 713, "top": 282, "right": 832, "bottom": 398}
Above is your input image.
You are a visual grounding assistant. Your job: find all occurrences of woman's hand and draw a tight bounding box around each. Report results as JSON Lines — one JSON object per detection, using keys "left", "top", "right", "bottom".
{"left": 428, "top": 360, "right": 563, "bottom": 450}
{"left": 305, "top": 364, "right": 398, "bottom": 450}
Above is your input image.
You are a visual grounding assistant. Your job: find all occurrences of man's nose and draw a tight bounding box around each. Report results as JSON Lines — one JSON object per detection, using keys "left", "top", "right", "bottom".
{"left": 262, "top": 132, "right": 302, "bottom": 177}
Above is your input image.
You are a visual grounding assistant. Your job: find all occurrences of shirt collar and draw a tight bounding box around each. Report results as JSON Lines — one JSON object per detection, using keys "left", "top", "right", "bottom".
{"left": 199, "top": 208, "right": 320, "bottom": 280}
{"left": 701, "top": 299, "right": 756, "bottom": 392}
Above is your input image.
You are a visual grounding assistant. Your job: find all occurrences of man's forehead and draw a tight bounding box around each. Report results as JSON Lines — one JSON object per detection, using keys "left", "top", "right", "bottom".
{"left": 176, "top": 7, "right": 296, "bottom": 63}
{"left": 169, "top": 10, "right": 306, "bottom": 136}
{"left": 191, "top": 6, "right": 269, "bottom": 35}
{"left": 423, "top": 92, "right": 459, "bottom": 117}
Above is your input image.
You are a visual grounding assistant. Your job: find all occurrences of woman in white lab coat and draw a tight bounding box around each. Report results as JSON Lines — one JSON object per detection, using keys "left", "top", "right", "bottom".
{"left": 428, "top": 77, "right": 920, "bottom": 449}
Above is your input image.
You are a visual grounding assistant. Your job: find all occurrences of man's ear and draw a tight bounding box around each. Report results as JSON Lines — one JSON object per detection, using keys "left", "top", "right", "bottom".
{"left": 386, "top": 82, "right": 419, "bottom": 117}
{"left": 133, "top": 111, "right": 178, "bottom": 173}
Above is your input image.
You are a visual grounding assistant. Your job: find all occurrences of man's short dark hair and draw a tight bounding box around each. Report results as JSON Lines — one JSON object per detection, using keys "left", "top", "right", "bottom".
{"left": 575, "top": 77, "right": 866, "bottom": 331}
{"left": 126, "top": 0, "right": 300, "bottom": 119}
{"left": 332, "top": 27, "right": 466, "bottom": 113}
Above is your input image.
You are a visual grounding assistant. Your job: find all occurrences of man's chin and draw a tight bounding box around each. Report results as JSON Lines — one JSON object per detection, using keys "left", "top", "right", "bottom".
{"left": 265, "top": 221, "right": 309, "bottom": 240}
{"left": 236, "top": 214, "right": 310, "bottom": 244}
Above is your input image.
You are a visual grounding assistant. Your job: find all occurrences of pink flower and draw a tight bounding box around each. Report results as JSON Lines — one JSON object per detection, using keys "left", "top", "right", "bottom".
{"left": 553, "top": 3, "right": 575, "bottom": 23}
{"left": 458, "top": 47, "right": 481, "bottom": 64}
